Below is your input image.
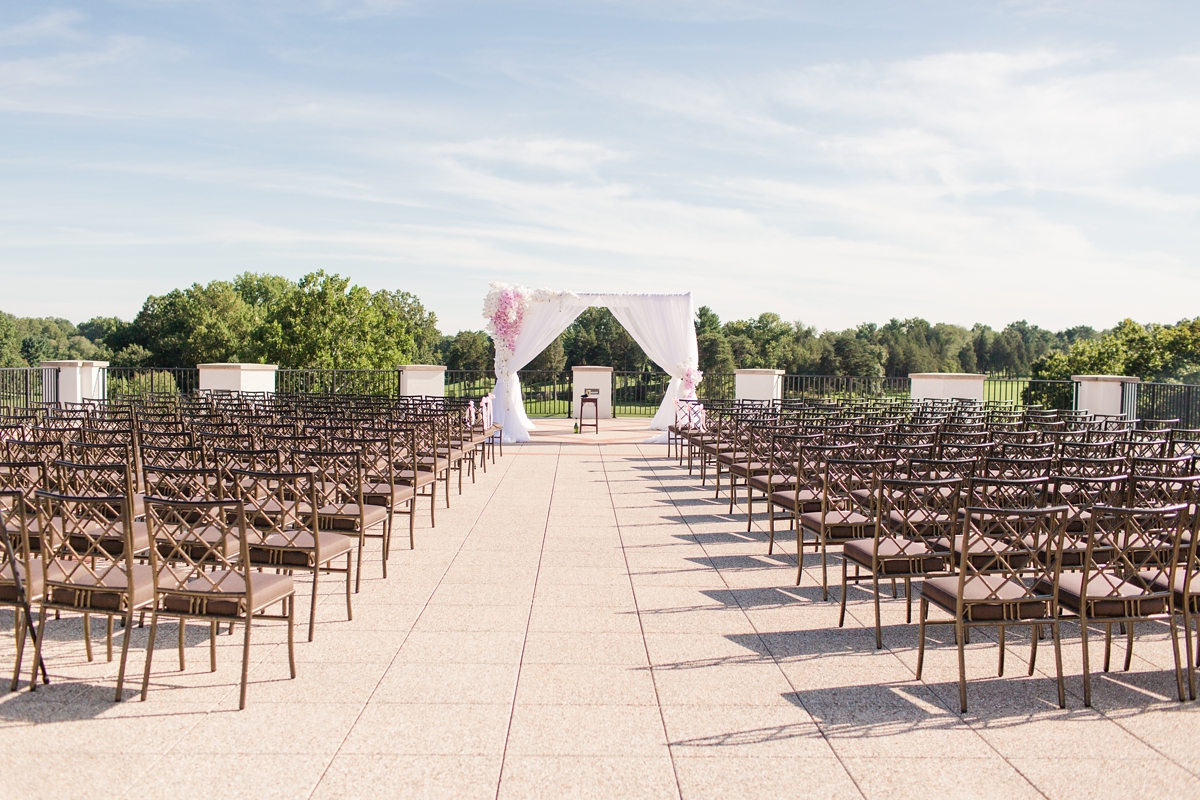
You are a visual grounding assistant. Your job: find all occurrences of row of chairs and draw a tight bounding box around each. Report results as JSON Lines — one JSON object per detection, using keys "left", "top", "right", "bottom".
{"left": 673, "top": 397, "right": 1200, "bottom": 711}
{"left": 0, "top": 390, "right": 503, "bottom": 708}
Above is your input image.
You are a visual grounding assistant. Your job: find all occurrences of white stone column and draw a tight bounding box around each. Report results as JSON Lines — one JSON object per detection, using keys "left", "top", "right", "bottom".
{"left": 198, "top": 363, "right": 278, "bottom": 393}
{"left": 909, "top": 373, "right": 986, "bottom": 402}
{"left": 399, "top": 365, "right": 446, "bottom": 397}
{"left": 1073, "top": 375, "right": 1138, "bottom": 418}
{"left": 572, "top": 366, "right": 613, "bottom": 419}
{"left": 41, "top": 360, "right": 109, "bottom": 405}
{"left": 735, "top": 369, "right": 784, "bottom": 402}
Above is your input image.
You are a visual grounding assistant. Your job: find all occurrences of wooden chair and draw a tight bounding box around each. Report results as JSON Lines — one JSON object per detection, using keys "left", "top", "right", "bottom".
{"left": 141, "top": 497, "right": 296, "bottom": 709}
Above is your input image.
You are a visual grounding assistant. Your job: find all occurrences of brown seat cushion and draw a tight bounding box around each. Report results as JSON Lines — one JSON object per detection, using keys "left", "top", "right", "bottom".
{"left": 843, "top": 538, "right": 945, "bottom": 575}
{"left": 318, "top": 503, "right": 390, "bottom": 530}
{"left": 161, "top": 570, "right": 294, "bottom": 616}
{"left": 922, "top": 575, "right": 1048, "bottom": 621}
{"left": 1053, "top": 572, "right": 1167, "bottom": 617}
{"left": 728, "top": 461, "right": 766, "bottom": 478}
{"left": 250, "top": 530, "right": 356, "bottom": 567}
{"left": 0, "top": 558, "right": 44, "bottom": 602}
{"left": 748, "top": 474, "right": 796, "bottom": 493}
{"left": 799, "top": 510, "right": 872, "bottom": 540}
{"left": 766, "top": 489, "right": 821, "bottom": 512}
{"left": 45, "top": 562, "right": 156, "bottom": 611}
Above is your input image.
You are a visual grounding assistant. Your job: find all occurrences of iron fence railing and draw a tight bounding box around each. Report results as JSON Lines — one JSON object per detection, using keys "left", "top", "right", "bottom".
{"left": 782, "top": 375, "right": 908, "bottom": 401}
{"left": 104, "top": 367, "right": 200, "bottom": 398}
{"left": 275, "top": 369, "right": 399, "bottom": 396}
{"left": 982, "top": 378, "right": 1077, "bottom": 411}
{"left": 518, "top": 370, "right": 572, "bottom": 417}
{"left": 0, "top": 367, "right": 59, "bottom": 408}
{"left": 698, "top": 372, "right": 735, "bottom": 401}
{"left": 613, "top": 371, "right": 671, "bottom": 416}
{"left": 445, "top": 370, "right": 495, "bottom": 400}
{"left": 1136, "top": 382, "right": 1200, "bottom": 429}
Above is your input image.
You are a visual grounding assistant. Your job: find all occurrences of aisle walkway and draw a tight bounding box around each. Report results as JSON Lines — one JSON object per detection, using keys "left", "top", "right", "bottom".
{"left": 2, "top": 419, "right": 1199, "bottom": 799}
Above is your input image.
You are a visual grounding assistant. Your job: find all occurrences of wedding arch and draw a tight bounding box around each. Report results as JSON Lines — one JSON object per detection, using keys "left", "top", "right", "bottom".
{"left": 482, "top": 284, "right": 702, "bottom": 443}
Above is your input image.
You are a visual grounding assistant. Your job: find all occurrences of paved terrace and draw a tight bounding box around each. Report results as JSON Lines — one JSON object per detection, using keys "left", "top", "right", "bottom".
{"left": 3, "top": 419, "right": 1199, "bottom": 799}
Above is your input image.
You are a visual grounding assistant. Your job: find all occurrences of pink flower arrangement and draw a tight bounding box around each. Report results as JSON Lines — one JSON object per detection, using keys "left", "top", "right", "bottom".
{"left": 680, "top": 365, "right": 703, "bottom": 394}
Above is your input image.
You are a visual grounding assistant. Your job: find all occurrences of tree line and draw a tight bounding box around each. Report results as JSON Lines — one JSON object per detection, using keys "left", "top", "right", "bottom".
{"left": 3, "top": 273, "right": 1199, "bottom": 383}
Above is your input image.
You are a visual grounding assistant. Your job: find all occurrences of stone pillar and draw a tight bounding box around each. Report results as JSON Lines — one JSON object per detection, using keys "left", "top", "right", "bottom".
{"left": 735, "top": 369, "right": 784, "bottom": 402}
{"left": 1073, "top": 375, "right": 1139, "bottom": 418}
{"left": 909, "top": 373, "right": 986, "bottom": 402}
{"left": 198, "top": 363, "right": 278, "bottom": 393}
{"left": 398, "top": 365, "right": 446, "bottom": 397}
{"left": 572, "top": 366, "right": 613, "bottom": 419}
{"left": 40, "top": 360, "right": 109, "bottom": 405}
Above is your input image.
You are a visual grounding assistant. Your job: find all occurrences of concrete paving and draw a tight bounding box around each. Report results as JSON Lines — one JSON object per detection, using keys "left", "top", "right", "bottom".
{"left": 2, "top": 417, "right": 1199, "bottom": 799}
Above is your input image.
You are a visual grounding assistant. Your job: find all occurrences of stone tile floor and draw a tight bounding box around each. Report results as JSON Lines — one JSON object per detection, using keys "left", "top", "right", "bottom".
{"left": 2, "top": 418, "right": 1199, "bottom": 798}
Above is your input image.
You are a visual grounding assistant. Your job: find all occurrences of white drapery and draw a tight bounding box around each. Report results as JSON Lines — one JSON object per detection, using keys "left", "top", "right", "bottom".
{"left": 491, "top": 293, "right": 591, "bottom": 443}
{"left": 586, "top": 293, "right": 698, "bottom": 431}
{"left": 488, "top": 288, "right": 699, "bottom": 443}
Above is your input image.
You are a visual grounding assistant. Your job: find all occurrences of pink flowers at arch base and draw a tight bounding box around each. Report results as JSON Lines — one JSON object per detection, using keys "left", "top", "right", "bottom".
{"left": 681, "top": 366, "right": 703, "bottom": 395}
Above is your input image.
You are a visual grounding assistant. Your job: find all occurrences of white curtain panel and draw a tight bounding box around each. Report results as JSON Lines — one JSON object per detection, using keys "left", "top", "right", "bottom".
{"left": 588, "top": 292, "right": 698, "bottom": 431}
{"left": 492, "top": 293, "right": 590, "bottom": 443}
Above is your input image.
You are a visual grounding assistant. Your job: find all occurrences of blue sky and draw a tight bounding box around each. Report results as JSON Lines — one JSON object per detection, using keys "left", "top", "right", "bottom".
{"left": 2, "top": 1, "right": 1198, "bottom": 334}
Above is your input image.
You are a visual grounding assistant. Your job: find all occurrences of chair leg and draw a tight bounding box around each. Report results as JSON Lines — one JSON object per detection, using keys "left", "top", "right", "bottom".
{"left": 308, "top": 569, "right": 320, "bottom": 642}
{"left": 114, "top": 610, "right": 134, "bottom": 702}
{"left": 106, "top": 616, "right": 114, "bottom": 663}
{"left": 1186, "top": 610, "right": 1197, "bottom": 701}
{"left": 956, "top": 620, "right": 969, "bottom": 713}
{"left": 141, "top": 611, "right": 159, "bottom": 701}
{"left": 1124, "top": 620, "right": 1135, "bottom": 672}
{"left": 997, "top": 625, "right": 1006, "bottom": 677}
{"left": 745, "top": 488, "right": 753, "bottom": 532}
{"left": 767, "top": 505, "right": 776, "bottom": 554}
{"left": 916, "top": 598, "right": 929, "bottom": 679}
{"left": 873, "top": 573, "right": 883, "bottom": 650}
{"left": 354, "top": 534, "right": 363, "bottom": 593}
{"left": 837, "top": 559, "right": 849, "bottom": 628}
{"left": 820, "top": 543, "right": 829, "bottom": 602}
{"left": 83, "top": 611, "right": 93, "bottom": 662}
{"left": 1103, "top": 623, "right": 1113, "bottom": 672}
{"left": 210, "top": 620, "right": 218, "bottom": 672}
{"left": 287, "top": 597, "right": 297, "bottom": 679}
{"left": 1029, "top": 623, "right": 1039, "bottom": 676}
{"left": 1169, "top": 615, "right": 1186, "bottom": 703}
{"left": 11, "top": 607, "right": 26, "bottom": 692}
{"left": 795, "top": 527, "right": 804, "bottom": 586}
{"left": 238, "top": 614, "right": 253, "bottom": 710}
{"left": 905, "top": 578, "right": 913, "bottom": 624}
{"left": 1053, "top": 618, "right": 1066, "bottom": 709}
{"left": 1081, "top": 619, "right": 1092, "bottom": 707}
{"left": 345, "top": 552, "right": 354, "bottom": 622}
{"left": 29, "top": 604, "right": 47, "bottom": 692}
{"left": 178, "top": 619, "right": 186, "bottom": 670}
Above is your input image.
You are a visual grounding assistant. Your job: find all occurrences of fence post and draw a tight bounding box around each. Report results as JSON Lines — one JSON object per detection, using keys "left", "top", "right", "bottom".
{"left": 1072, "top": 375, "right": 1138, "bottom": 418}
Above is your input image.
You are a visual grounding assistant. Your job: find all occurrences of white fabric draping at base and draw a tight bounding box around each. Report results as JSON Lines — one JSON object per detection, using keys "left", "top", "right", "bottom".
{"left": 491, "top": 293, "right": 591, "bottom": 443}
{"left": 586, "top": 293, "right": 698, "bottom": 431}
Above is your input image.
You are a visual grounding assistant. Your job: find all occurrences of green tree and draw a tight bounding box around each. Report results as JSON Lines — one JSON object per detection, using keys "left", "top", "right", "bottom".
{"left": 441, "top": 330, "right": 495, "bottom": 371}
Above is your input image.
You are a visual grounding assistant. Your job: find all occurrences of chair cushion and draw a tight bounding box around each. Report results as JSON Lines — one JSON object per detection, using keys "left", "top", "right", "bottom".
{"left": 318, "top": 503, "right": 390, "bottom": 530}
{"left": 748, "top": 474, "right": 795, "bottom": 493}
{"left": 766, "top": 489, "right": 821, "bottom": 512}
{"left": 45, "top": 562, "right": 156, "bottom": 611}
{"left": 922, "top": 575, "right": 1048, "bottom": 621}
{"left": 799, "top": 510, "right": 872, "bottom": 540}
{"left": 1054, "top": 572, "right": 1167, "bottom": 617}
{"left": 249, "top": 531, "right": 356, "bottom": 567}
{"left": 0, "top": 558, "right": 44, "bottom": 602}
{"left": 161, "top": 570, "right": 294, "bottom": 616}
{"left": 843, "top": 538, "right": 945, "bottom": 575}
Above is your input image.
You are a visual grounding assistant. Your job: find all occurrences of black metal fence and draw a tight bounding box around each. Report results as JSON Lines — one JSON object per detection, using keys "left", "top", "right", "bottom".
{"left": 275, "top": 369, "right": 398, "bottom": 396}
{"left": 445, "top": 370, "right": 495, "bottom": 400}
{"left": 1136, "top": 382, "right": 1200, "bottom": 429}
{"left": 613, "top": 371, "right": 670, "bottom": 416}
{"left": 517, "top": 371, "right": 572, "bottom": 417}
{"left": 0, "top": 367, "right": 59, "bottom": 408}
{"left": 782, "top": 375, "right": 908, "bottom": 401}
{"left": 104, "top": 367, "right": 199, "bottom": 398}
{"left": 982, "top": 378, "right": 1077, "bottom": 410}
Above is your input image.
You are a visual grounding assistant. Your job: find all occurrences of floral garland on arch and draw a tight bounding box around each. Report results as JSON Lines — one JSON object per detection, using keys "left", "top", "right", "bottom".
{"left": 679, "top": 363, "right": 704, "bottom": 394}
{"left": 482, "top": 282, "right": 578, "bottom": 371}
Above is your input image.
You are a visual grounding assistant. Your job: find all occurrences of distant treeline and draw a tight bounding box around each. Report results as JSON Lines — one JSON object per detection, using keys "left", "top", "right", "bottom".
{"left": 3, "top": 274, "right": 1198, "bottom": 383}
